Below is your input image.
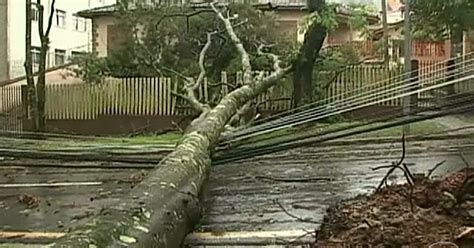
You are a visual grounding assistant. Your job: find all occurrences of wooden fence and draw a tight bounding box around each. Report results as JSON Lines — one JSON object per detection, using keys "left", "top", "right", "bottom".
{"left": 0, "top": 85, "right": 23, "bottom": 133}
{"left": 46, "top": 78, "right": 177, "bottom": 120}
{"left": 322, "top": 57, "right": 474, "bottom": 109}
{"left": 454, "top": 53, "right": 474, "bottom": 93}
{"left": 324, "top": 65, "right": 405, "bottom": 107}
{"left": 2, "top": 59, "right": 472, "bottom": 134}
{"left": 44, "top": 73, "right": 292, "bottom": 120}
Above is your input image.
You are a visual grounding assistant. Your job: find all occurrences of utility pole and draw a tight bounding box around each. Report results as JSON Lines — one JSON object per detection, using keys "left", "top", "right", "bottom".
{"left": 381, "top": 0, "right": 389, "bottom": 65}
{"left": 403, "top": 0, "right": 412, "bottom": 134}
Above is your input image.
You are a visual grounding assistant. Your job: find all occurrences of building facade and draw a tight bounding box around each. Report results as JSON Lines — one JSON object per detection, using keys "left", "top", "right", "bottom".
{"left": 0, "top": 0, "right": 115, "bottom": 81}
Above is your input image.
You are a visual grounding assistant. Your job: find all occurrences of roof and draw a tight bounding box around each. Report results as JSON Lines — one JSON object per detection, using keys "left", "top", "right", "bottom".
{"left": 0, "top": 63, "right": 75, "bottom": 87}
{"left": 77, "top": 1, "right": 379, "bottom": 24}
{"left": 77, "top": 4, "right": 117, "bottom": 18}
{"left": 370, "top": 20, "right": 403, "bottom": 39}
{"left": 76, "top": 2, "right": 305, "bottom": 18}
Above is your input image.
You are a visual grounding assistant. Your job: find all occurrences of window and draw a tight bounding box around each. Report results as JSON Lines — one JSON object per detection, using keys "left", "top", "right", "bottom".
{"left": 31, "top": 4, "right": 39, "bottom": 22}
{"left": 56, "top": 9, "right": 66, "bottom": 27}
{"left": 132, "top": 0, "right": 155, "bottom": 7}
{"left": 31, "top": 47, "right": 41, "bottom": 66}
{"left": 73, "top": 16, "right": 87, "bottom": 32}
{"left": 55, "top": 49, "right": 66, "bottom": 66}
{"left": 71, "top": 51, "right": 86, "bottom": 57}
{"left": 71, "top": 51, "right": 86, "bottom": 61}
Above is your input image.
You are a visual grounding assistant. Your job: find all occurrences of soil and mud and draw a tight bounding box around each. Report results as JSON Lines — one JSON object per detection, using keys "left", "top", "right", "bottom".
{"left": 317, "top": 168, "right": 474, "bottom": 247}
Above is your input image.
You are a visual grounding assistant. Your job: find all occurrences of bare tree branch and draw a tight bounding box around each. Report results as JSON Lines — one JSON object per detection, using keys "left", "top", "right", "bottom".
{"left": 181, "top": 31, "right": 217, "bottom": 113}
{"left": 211, "top": 3, "right": 252, "bottom": 85}
{"left": 36, "top": 1, "right": 45, "bottom": 42}
{"left": 118, "top": 0, "right": 211, "bottom": 113}
{"left": 195, "top": 31, "right": 216, "bottom": 94}
{"left": 274, "top": 199, "right": 319, "bottom": 224}
{"left": 259, "top": 47, "right": 291, "bottom": 84}
{"left": 254, "top": 70, "right": 266, "bottom": 82}
{"left": 258, "top": 44, "right": 282, "bottom": 73}
{"left": 427, "top": 160, "right": 447, "bottom": 178}
{"left": 44, "top": 0, "right": 55, "bottom": 37}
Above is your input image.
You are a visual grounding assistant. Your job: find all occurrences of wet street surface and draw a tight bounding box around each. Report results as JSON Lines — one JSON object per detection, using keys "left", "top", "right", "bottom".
{"left": 190, "top": 136, "right": 474, "bottom": 245}
{"left": 0, "top": 135, "right": 473, "bottom": 246}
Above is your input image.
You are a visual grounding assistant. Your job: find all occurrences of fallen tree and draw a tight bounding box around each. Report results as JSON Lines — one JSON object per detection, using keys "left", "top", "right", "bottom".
{"left": 52, "top": 3, "right": 291, "bottom": 247}
{"left": 50, "top": 0, "right": 357, "bottom": 246}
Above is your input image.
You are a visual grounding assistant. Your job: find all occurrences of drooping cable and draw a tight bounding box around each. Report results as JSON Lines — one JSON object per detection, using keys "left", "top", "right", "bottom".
{"left": 228, "top": 59, "right": 474, "bottom": 140}
{"left": 214, "top": 89, "right": 474, "bottom": 164}
{"left": 224, "top": 70, "right": 474, "bottom": 144}
{"left": 229, "top": 53, "right": 474, "bottom": 137}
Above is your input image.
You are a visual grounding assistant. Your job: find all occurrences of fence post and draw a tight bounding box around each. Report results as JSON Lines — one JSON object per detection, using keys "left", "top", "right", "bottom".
{"left": 445, "top": 58, "right": 456, "bottom": 95}
{"left": 410, "top": 60, "right": 419, "bottom": 110}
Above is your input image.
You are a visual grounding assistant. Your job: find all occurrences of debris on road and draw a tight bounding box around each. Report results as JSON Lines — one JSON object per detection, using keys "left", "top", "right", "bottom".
{"left": 316, "top": 167, "right": 474, "bottom": 247}
{"left": 18, "top": 194, "right": 40, "bottom": 209}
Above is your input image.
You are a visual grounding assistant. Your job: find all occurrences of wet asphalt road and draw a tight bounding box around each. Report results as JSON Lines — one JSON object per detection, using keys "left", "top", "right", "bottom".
{"left": 191, "top": 136, "right": 474, "bottom": 244}
{"left": 0, "top": 135, "right": 473, "bottom": 246}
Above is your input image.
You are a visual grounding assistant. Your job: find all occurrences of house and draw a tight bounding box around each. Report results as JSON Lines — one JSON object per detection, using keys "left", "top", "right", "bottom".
{"left": 0, "top": 0, "right": 115, "bottom": 82}
{"left": 77, "top": 0, "right": 380, "bottom": 58}
{"left": 373, "top": 0, "right": 472, "bottom": 61}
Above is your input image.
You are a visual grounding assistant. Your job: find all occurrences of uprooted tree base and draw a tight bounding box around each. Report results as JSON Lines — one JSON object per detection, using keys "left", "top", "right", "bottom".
{"left": 316, "top": 168, "right": 474, "bottom": 247}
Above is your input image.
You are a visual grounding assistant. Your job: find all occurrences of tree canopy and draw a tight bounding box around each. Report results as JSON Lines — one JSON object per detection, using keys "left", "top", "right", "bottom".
{"left": 73, "top": 2, "right": 293, "bottom": 82}
{"left": 73, "top": 0, "right": 375, "bottom": 106}
{"left": 411, "top": 0, "right": 474, "bottom": 40}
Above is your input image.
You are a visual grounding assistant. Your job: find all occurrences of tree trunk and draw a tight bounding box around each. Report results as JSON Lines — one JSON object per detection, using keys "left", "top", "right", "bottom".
{"left": 292, "top": 0, "right": 327, "bottom": 107}
{"left": 35, "top": 0, "right": 55, "bottom": 131}
{"left": 36, "top": 44, "right": 48, "bottom": 131}
{"left": 381, "top": 0, "right": 390, "bottom": 65}
{"left": 24, "top": 0, "right": 38, "bottom": 131}
{"left": 52, "top": 70, "right": 288, "bottom": 248}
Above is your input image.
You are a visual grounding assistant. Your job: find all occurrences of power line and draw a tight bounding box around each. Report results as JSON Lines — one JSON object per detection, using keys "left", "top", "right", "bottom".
{"left": 214, "top": 93, "right": 474, "bottom": 165}
{"left": 226, "top": 56, "right": 474, "bottom": 140}
{"left": 233, "top": 52, "right": 474, "bottom": 131}
{"left": 220, "top": 87, "right": 474, "bottom": 152}
{"left": 224, "top": 67, "right": 474, "bottom": 143}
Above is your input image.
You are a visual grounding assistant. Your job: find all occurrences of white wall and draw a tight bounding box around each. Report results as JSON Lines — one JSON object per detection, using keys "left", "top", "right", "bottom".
{"left": 0, "top": 0, "right": 8, "bottom": 81}
{"left": 94, "top": 15, "right": 116, "bottom": 57}
{"left": 5, "top": 0, "right": 115, "bottom": 79}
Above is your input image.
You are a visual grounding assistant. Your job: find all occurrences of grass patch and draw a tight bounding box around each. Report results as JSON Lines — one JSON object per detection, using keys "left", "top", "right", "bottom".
{"left": 101, "top": 132, "right": 182, "bottom": 145}
{"left": 354, "top": 120, "right": 446, "bottom": 138}
{"left": 232, "top": 119, "right": 447, "bottom": 148}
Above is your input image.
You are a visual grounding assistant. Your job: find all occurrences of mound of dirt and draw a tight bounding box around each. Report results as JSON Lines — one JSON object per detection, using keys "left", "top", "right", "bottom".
{"left": 316, "top": 168, "right": 474, "bottom": 247}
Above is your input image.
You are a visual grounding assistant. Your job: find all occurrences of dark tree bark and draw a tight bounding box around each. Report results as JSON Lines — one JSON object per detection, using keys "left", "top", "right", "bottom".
{"left": 292, "top": 0, "right": 327, "bottom": 107}
{"left": 23, "top": 0, "right": 55, "bottom": 131}
{"left": 52, "top": 3, "right": 289, "bottom": 247}
{"left": 24, "top": 0, "right": 38, "bottom": 130}
{"left": 36, "top": 0, "right": 55, "bottom": 131}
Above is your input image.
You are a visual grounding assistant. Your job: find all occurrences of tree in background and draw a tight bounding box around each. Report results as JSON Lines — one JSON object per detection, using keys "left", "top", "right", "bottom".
{"left": 73, "top": 2, "right": 292, "bottom": 79}
{"left": 292, "top": 0, "right": 331, "bottom": 107}
{"left": 411, "top": 0, "right": 474, "bottom": 55}
{"left": 292, "top": 0, "right": 375, "bottom": 107}
{"left": 74, "top": 1, "right": 374, "bottom": 108}
{"left": 24, "top": 0, "right": 36, "bottom": 127}
{"left": 24, "top": 0, "right": 56, "bottom": 131}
